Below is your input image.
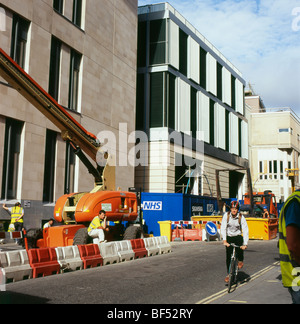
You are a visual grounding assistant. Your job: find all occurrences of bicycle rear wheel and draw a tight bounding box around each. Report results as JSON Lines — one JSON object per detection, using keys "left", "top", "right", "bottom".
{"left": 228, "top": 257, "right": 238, "bottom": 293}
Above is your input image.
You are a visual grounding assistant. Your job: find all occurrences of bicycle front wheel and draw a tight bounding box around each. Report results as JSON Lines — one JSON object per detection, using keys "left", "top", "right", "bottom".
{"left": 228, "top": 258, "right": 238, "bottom": 293}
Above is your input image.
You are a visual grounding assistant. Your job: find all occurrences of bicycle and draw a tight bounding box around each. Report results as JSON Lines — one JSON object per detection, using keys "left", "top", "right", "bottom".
{"left": 227, "top": 243, "right": 240, "bottom": 293}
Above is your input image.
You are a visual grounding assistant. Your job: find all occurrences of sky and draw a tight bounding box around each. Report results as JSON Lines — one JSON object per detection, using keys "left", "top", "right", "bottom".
{"left": 138, "top": 0, "right": 300, "bottom": 114}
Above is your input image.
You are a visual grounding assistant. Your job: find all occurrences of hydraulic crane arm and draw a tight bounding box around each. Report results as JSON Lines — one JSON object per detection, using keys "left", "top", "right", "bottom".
{"left": 0, "top": 47, "right": 99, "bottom": 162}
{"left": 0, "top": 48, "right": 115, "bottom": 189}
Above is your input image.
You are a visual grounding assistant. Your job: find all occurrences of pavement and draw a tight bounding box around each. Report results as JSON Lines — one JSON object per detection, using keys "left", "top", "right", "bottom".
{"left": 198, "top": 261, "right": 292, "bottom": 304}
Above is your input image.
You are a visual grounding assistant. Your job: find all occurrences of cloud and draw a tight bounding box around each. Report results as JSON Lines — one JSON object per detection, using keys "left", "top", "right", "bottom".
{"left": 138, "top": 0, "right": 300, "bottom": 113}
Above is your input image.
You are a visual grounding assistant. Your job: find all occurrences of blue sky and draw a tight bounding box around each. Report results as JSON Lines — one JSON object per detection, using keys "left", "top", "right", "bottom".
{"left": 138, "top": 0, "right": 300, "bottom": 114}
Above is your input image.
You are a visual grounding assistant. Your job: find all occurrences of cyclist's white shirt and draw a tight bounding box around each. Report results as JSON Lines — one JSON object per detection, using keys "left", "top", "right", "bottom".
{"left": 221, "top": 213, "right": 249, "bottom": 246}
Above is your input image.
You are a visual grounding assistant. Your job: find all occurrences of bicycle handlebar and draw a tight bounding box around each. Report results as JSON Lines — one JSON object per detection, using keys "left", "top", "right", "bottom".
{"left": 230, "top": 243, "right": 240, "bottom": 248}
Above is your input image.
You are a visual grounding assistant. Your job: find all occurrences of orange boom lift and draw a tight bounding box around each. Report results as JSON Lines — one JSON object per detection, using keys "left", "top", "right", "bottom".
{"left": 0, "top": 48, "right": 140, "bottom": 248}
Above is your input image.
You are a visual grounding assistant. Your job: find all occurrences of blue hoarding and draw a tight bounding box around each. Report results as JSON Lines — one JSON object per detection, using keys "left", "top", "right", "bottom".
{"left": 141, "top": 193, "right": 219, "bottom": 236}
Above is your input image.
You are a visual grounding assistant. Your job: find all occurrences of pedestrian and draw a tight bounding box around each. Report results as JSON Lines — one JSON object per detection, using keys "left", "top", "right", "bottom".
{"left": 279, "top": 189, "right": 300, "bottom": 304}
{"left": 221, "top": 201, "right": 249, "bottom": 283}
{"left": 43, "top": 219, "right": 55, "bottom": 229}
{"left": 87, "top": 210, "right": 108, "bottom": 244}
{"left": 2, "top": 202, "right": 24, "bottom": 232}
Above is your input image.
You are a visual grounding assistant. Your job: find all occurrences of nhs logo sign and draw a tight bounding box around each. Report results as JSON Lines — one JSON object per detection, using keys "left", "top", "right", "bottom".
{"left": 142, "top": 201, "right": 162, "bottom": 211}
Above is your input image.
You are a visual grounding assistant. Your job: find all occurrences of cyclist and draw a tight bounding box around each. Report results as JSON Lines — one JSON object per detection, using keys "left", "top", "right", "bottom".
{"left": 221, "top": 201, "right": 249, "bottom": 283}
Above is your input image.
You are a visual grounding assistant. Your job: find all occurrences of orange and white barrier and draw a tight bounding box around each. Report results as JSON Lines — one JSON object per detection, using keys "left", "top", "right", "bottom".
{"left": 171, "top": 221, "right": 203, "bottom": 242}
{"left": 0, "top": 236, "right": 171, "bottom": 285}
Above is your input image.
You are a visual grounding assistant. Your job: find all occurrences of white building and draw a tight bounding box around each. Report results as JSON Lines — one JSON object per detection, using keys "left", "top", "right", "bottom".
{"left": 246, "top": 92, "right": 300, "bottom": 202}
{"left": 135, "top": 3, "right": 249, "bottom": 199}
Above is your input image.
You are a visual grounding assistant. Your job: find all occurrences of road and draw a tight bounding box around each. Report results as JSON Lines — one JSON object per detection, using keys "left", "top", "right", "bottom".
{"left": 0, "top": 239, "right": 282, "bottom": 305}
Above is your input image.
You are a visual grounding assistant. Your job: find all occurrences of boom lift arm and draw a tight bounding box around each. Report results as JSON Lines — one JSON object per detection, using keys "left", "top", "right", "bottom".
{"left": 0, "top": 48, "right": 140, "bottom": 246}
{"left": 0, "top": 47, "right": 114, "bottom": 189}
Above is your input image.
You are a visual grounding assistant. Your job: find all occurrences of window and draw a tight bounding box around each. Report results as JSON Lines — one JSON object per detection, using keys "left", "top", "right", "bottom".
{"left": 238, "top": 119, "right": 242, "bottom": 157}
{"left": 190, "top": 87, "right": 197, "bottom": 138}
{"left": 64, "top": 142, "right": 76, "bottom": 194}
{"left": 217, "top": 63, "right": 222, "bottom": 101}
{"left": 280, "top": 161, "right": 284, "bottom": 180}
{"left": 11, "top": 14, "right": 30, "bottom": 69}
{"left": 179, "top": 29, "right": 188, "bottom": 76}
{"left": 69, "top": 50, "right": 81, "bottom": 111}
{"left": 53, "top": 0, "right": 63, "bottom": 14}
{"left": 136, "top": 74, "right": 145, "bottom": 131}
{"left": 225, "top": 110, "right": 230, "bottom": 152}
{"left": 279, "top": 128, "right": 289, "bottom": 133}
{"left": 209, "top": 99, "right": 215, "bottom": 146}
{"left": 150, "top": 19, "right": 166, "bottom": 65}
{"left": 166, "top": 73, "right": 176, "bottom": 130}
{"left": 49, "top": 37, "right": 61, "bottom": 101}
{"left": 1, "top": 118, "right": 24, "bottom": 200}
{"left": 137, "top": 21, "right": 147, "bottom": 68}
{"left": 149, "top": 72, "right": 176, "bottom": 129}
{"left": 72, "top": 0, "right": 82, "bottom": 27}
{"left": 43, "top": 130, "right": 57, "bottom": 203}
{"left": 150, "top": 72, "right": 164, "bottom": 127}
{"left": 231, "top": 75, "right": 236, "bottom": 110}
{"left": 273, "top": 160, "right": 278, "bottom": 180}
{"left": 200, "top": 48, "right": 207, "bottom": 89}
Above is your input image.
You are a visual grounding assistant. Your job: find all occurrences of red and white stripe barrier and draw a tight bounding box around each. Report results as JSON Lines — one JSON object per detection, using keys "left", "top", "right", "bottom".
{"left": 0, "top": 236, "right": 172, "bottom": 286}
{"left": 171, "top": 220, "right": 222, "bottom": 242}
{"left": 171, "top": 220, "right": 221, "bottom": 226}
{"left": 0, "top": 231, "right": 24, "bottom": 240}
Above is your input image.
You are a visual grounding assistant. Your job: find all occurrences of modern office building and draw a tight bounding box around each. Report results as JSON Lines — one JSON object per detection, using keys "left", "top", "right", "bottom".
{"left": 246, "top": 92, "right": 300, "bottom": 202}
{"left": 135, "top": 3, "right": 249, "bottom": 199}
{"left": 0, "top": 0, "right": 138, "bottom": 228}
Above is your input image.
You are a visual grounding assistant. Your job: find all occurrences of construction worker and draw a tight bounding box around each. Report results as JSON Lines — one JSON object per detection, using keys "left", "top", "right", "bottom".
{"left": 88, "top": 210, "right": 108, "bottom": 244}
{"left": 263, "top": 207, "right": 269, "bottom": 218}
{"left": 2, "top": 202, "right": 24, "bottom": 232}
{"left": 279, "top": 190, "right": 300, "bottom": 304}
{"left": 43, "top": 219, "right": 55, "bottom": 229}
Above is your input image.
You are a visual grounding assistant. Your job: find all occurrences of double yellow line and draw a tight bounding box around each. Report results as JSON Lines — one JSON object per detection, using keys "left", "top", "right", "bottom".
{"left": 196, "top": 262, "right": 280, "bottom": 304}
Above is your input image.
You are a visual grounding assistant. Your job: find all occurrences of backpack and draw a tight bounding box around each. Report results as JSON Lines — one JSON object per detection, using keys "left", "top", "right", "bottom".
{"left": 227, "top": 211, "right": 242, "bottom": 231}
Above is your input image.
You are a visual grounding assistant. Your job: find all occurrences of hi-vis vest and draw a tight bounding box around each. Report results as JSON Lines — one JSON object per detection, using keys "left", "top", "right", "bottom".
{"left": 10, "top": 206, "right": 24, "bottom": 224}
{"left": 279, "top": 191, "right": 300, "bottom": 288}
{"left": 88, "top": 216, "right": 103, "bottom": 233}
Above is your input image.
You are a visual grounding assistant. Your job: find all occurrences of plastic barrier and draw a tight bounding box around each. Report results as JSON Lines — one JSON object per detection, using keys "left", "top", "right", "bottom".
{"left": 171, "top": 227, "right": 185, "bottom": 241}
{"left": 130, "top": 239, "right": 147, "bottom": 259}
{"left": 0, "top": 250, "right": 32, "bottom": 283}
{"left": 114, "top": 240, "right": 135, "bottom": 262}
{"left": 182, "top": 228, "right": 203, "bottom": 241}
{"left": 55, "top": 246, "right": 83, "bottom": 272}
{"left": 98, "top": 242, "right": 119, "bottom": 265}
{"left": 0, "top": 231, "right": 23, "bottom": 242}
{"left": 0, "top": 236, "right": 171, "bottom": 285}
{"left": 0, "top": 267, "right": 5, "bottom": 291}
{"left": 143, "top": 237, "right": 160, "bottom": 257}
{"left": 154, "top": 236, "right": 172, "bottom": 254}
{"left": 170, "top": 221, "right": 203, "bottom": 242}
{"left": 28, "top": 248, "right": 60, "bottom": 278}
{"left": 77, "top": 244, "right": 103, "bottom": 269}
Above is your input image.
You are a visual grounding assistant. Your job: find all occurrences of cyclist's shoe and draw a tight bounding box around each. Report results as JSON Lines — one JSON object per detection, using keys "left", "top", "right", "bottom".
{"left": 238, "top": 261, "right": 244, "bottom": 269}
{"left": 225, "top": 275, "right": 229, "bottom": 283}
